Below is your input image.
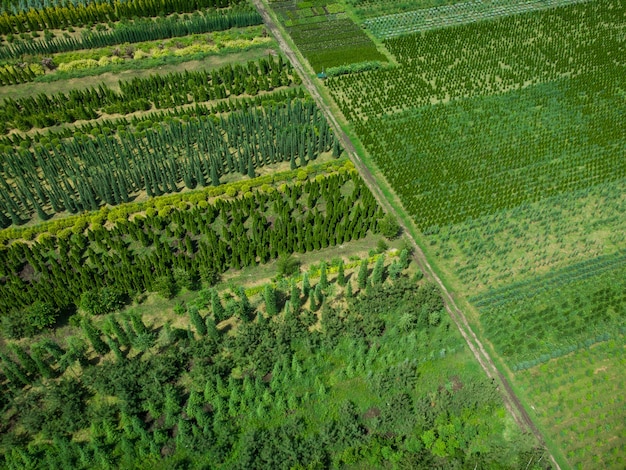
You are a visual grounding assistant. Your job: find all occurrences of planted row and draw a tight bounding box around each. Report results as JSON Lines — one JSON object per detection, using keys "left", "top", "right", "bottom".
{"left": 0, "top": 10, "right": 263, "bottom": 60}
{"left": 0, "top": 0, "right": 245, "bottom": 34}
{"left": 0, "top": 170, "right": 383, "bottom": 331}
{"left": 0, "top": 97, "right": 340, "bottom": 225}
{"left": 0, "top": 54, "right": 295, "bottom": 132}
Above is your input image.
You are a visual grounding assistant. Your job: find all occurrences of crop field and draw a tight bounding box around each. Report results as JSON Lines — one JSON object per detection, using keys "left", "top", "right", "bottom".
{"left": 322, "top": 0, "right": 625, "bottom": 467}
{"left": 517, "top": 338, "right": 626, "bottom": 469}
{"left": 345, "top": 0, "right": 467, "bottom": 19}
{"left": 270, "top": 0, "right": 386, "bottom": 71}
{"left": 363, "top": 0, "right": 590, "bottom": 39}
{"left": 471, "top": 252, "right": 626, "bottom": 369}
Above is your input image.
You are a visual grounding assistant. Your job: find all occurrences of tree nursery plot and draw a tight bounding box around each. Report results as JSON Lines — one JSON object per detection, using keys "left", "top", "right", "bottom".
{"left": 0, "top": 160, "right": 382, "bottom": 329}
{"left": 0, "top": 0, "right": 622, "bottom": 466}
{"left": 362, "top": 0, "right": 590, "bottom": 39}
{"left": 516, "top": 338, "right": 626, "bottom": 470}
{"left": 321, "top": 0, "right": 625, "bottom": 467}
{"left": 270, "top": 0, "right": 387, "bottom": 72}
{"left": 0, "top": 243, "right": 549, "bottom": 468}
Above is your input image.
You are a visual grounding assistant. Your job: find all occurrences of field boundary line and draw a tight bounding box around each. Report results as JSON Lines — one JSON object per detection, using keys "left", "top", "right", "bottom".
{"left": 252, "top": 0, "right": 562, "bottom": 468}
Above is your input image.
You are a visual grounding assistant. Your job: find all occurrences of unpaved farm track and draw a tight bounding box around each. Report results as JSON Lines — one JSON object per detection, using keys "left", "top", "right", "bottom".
{"left": 252, "top": 0, "right": 561, "bottom": 468}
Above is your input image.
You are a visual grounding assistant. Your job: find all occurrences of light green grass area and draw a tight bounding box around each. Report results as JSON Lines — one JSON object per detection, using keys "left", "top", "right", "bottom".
{"left": 516, "top": 338, "right": 626, "bottom": 469}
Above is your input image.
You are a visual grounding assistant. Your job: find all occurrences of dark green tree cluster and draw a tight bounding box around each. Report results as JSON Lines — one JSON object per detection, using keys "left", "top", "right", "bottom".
{"left": 0, "top": 87, "right": 303, "bottom": 149}
{"left": 0, "top": 10, "right": 262, "bottom": 60}
{"left": 0, "top": 171, "right": 383, "bottom": 338}
{"left": 0, "top": 95, "right": 335, "bottom": 225}
{"left": 0, "top": 270, "right": 547, "bottom": 468}
{"left": 0, "top": 0, "right": 246, "bottom": 34}
{"left": 0, "top": 54, "right": 292, "bottom": 133}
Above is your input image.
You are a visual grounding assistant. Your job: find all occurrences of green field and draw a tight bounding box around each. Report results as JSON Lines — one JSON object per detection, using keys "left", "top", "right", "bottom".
{"left": 270, "top": 0, "right": 387, "bottom": 71}
{"left": 2, "top": 0, "right": 624, "bottom": 466}
{"left": 517, "top": 338, "right": 626, "bottom": 469}
{"left": 323, "top": 0, "right": 626, "bottom": 468}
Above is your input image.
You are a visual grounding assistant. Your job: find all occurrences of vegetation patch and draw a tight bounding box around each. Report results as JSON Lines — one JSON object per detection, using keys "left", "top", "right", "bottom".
{"left": 271, "top": 0, "right": 386, "bottom": 72}
{"left": 517, "top": 338, "right": 626, "bottom": 469}
{"left": 362, "top": 0, "right": 591, "bottom": 39}
{"left": 0, "top": 256, "right": 547, "bottom": 468}
{"left": 471, "top": 252, "right": 626, "bottom": 369}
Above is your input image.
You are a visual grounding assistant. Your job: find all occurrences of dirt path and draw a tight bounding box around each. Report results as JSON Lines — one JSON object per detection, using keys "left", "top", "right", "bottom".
{"left": 252, "top": 0, "right": 561, "bottom": 468}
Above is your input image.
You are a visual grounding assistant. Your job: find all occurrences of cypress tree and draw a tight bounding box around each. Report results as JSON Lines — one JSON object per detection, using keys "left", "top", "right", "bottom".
{"left": 337, "top": 260, "right": 346, "bottom": 286}
{"left": 302, "top": 272, "right": 311, "bottom": 299}
{"left": 314, "top": 283, "right": 324, "bottom": 307}
{"left": 264, "top": 284, "right": 277, "bottom": 316}
{"left": 81, "top": 318, "right": 109, "bottom": 356}
{"left": 345, "top": 281, "right": 353, "bottom": 298}
{"left": 205, "top": 316, "right": 220, "bottom": 343}
{"left": 189, "top": 306, "right": 207, "bottom": 336}
{"left": 372, "top": 255, "right": 385, "bottom": 286}
{"left": 247, "top": 154, "right": 255, "bottom": 178}
{"left": 107, "top": 316, "right": 131, "bottom": 348}
{"left": 105, "top": 336, "right": 124, "bottom": 362}
{"left": 237, "top": 286, "right": 253, "bottom": 320}
{"left": 319, "top": 262, "right": 328, "bottom": 289}
{"left": 211, "top": 289, "right": 226, "bottom": 322}
{"left": 8, "top": 344, "right": 38, "bottom": 377}
{"left": 389, "top": 261, "right": 403, "bottom": 280}
{"left": 399, "top": 248, "right": 409, "bottom": 269}
{"left": 31, "top": 347, "right": 55, "bottom": 379}
{"left": 357, "top": 259, "right": 369, "bottom": 290}
{"left": 290, "top": 282, "right": 300, "bottom": 309}
{"left": 0, "top": 353, "right": 31, "bottom": 386}
{"left": 210, "top": 160, "right": 220, "bottom": 186}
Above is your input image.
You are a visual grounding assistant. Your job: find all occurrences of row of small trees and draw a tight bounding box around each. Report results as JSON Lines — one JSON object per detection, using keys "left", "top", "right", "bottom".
{"left": 0, "top": 96, "right": 337, "bottom": 225}
{"left": 0, "top": 171, "right": 383, "bottom": 337}
{"left": 0, "top": 54, "right": 295, "bottom": 132}
{"left": 0, "top": 10, "right": 263, "bottom": 59}
{"left": 0, "top": 0, "right": 244, "bottom": 34}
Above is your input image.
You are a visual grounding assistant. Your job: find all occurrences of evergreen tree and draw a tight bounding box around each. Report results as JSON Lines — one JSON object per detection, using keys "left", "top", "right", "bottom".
{"left": 237, "top": 286, "right": 253, "bottom": 321}
{"left": 81, "top": 318, "right": 109, "bottom": 356}
{"left": 290, "top": 282, "right": 300, "bottom": 309}
{"left": 302, "top": 272, "right": 311, "bottom": 299}
{"left": 189, "top": 306, "right": 207, "bottom": 336}
{"left": 372, "top": 255, "right": 385, "bottom": 285}
{"left": 357, "top": 259, "right": 369, "bottom": 290}
{"left": 31, "top": 347, "right": 55, "bottom": 379}
{"left": 0, "top": 352, "right": 31, "bottom": 386}
{"left": 8, "top": 344, "right": 38, "bottom": 377}
{"left": 345, "top": 281, "right": 353, "bottom": 298}
{"left": 107, "top": 316, "right": 131, "bottom": 348}
{"left": 399, "top": 248, "right": 410, "bottom": 269}
{"left": 105, "top": 336, "right": 124, "bottom": 362}
{"left": 319, "top": 262, "right": 328, "bottom": 289}
{"left": 205, "top": 316, "right": 220, "bottom": 343}
{"left": 264, "top": 284, "right": 277, "bottom": 316}
{"left": 314, "top": 283, "right": 324, "bottom": 307}
{"left": 211, "top": 289, "right": 226, "bottom": 322}
{"left": 128, "top": 311, "right": 148, "bottom": 336}
{"left": 337, "top": 260, "right": 346, "bottom": 286}
{"left": 388, "top": 260, "right": 403, "bottom": 280}
{"left": 247, "top": 155, "right": 255, "bottom": 178}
